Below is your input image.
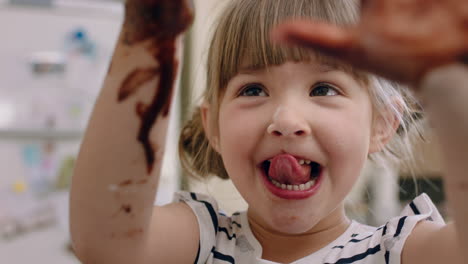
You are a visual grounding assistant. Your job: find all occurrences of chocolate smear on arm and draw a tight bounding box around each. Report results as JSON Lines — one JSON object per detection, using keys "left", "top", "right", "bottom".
{"left": 118, "top": 0, "right": 193, "bottom": 173}
{"left": 125, "top": 228, "right": 144, "bottom": 238}
{"left": 111, "top": 204, "right": 133, "bottom": 217}
{"left": 119, "top": 179, "right": 133, "bottom": 187}
{"left": 122, "top": 204, "right": 132, "bottom": 214}
{"left": 118, "top": 67, "right": 159, "bottom": 102}
{"left": 137, "top": 179, "right": 148, "bottom": 184}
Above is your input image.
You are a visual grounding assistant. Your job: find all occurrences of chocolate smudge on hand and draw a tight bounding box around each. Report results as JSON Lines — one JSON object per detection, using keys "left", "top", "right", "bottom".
{"left": 118, "top": 0, "right": 194, "bottom": 174}
{"left": 123, "top": 0, "right": 194, "bottom": 44}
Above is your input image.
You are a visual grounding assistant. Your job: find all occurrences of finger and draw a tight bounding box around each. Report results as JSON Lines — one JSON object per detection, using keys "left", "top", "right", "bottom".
{"left": 362, "top": 0, "right": 399, "bottom": 12}
{"left": 360, "top": 0, "right": 380, "bottom": 11}
{"left": 360, "top": 0, "right": 384, "bottom": 13}
{"left": 460, "top": 53, "right": 468, "bottom": 65}
{"left": 272, "top": 20, "right": 357, "bottom": 57}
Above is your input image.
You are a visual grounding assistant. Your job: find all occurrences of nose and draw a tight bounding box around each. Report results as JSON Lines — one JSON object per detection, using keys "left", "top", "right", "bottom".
{"left": 267, "top": 107, "right": 311, "bottom": 137}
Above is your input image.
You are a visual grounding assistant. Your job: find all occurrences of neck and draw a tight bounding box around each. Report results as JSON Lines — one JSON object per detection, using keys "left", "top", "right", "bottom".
{"left": 248, "top": 207, "right": 351, "bottom": 263}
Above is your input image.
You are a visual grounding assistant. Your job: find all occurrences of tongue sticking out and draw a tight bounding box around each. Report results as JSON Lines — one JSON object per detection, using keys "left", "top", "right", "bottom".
{"left": 268, "top": 154, "right": 311, "bottom": 185}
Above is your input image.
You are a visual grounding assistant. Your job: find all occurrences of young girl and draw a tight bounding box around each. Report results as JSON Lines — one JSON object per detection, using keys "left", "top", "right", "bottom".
{"left": 70, "top": 0, "right": 468, "bottom": 263}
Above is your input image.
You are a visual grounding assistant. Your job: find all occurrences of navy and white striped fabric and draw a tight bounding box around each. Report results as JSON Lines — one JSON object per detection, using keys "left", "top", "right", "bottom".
{"left": 174, "top": 192, "right": 444, "bottom": 264}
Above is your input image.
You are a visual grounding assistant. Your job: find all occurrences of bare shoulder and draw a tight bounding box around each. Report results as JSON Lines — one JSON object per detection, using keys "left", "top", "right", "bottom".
{"left": 146, "top": 202, "right": 200, "bottom": 264}
{"left": 402, "top": 221, "right": 462, "bottom": 264}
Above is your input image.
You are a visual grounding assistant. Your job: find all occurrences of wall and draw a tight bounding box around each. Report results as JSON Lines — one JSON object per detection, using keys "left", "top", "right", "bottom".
{"left": 0, "top": 1, "right": 183, "bottom": 262}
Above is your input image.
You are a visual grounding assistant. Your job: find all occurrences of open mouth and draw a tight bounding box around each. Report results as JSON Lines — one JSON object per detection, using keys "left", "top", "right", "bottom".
{"left": 261, "top": 158, "right": 322, "bottom": 192}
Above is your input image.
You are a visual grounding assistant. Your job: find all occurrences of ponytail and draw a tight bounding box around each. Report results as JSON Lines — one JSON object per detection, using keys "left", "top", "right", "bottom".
{"left": 178, "top": 107, "right": 229, "bottom": 179}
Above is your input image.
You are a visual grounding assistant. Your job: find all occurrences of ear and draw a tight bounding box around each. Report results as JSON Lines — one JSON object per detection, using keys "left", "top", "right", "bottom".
{"left": 369, "top": 101, "right": 402, "bottom": 154}
{"left": 200, "top": 102, "right": 220, "bottom": 153}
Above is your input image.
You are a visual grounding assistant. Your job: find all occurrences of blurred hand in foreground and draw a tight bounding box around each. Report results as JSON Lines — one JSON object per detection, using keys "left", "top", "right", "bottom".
{"left": 273, "top": 0, "right": 468, "bottom": 85}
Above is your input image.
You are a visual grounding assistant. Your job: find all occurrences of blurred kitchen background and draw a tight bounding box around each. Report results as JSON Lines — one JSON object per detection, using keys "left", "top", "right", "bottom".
{"left": 0, "top": 0, "right": 446, "bottom": 263}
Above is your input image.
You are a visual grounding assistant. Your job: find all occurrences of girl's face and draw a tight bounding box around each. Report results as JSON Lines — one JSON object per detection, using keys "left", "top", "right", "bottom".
{"left": 211, "top": 61, "right": 378, "bottom": 235}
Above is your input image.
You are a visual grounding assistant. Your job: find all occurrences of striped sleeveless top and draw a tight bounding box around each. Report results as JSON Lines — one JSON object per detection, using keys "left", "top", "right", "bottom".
{"left": 174, "top": 192, "right": 444, "bottom": 264}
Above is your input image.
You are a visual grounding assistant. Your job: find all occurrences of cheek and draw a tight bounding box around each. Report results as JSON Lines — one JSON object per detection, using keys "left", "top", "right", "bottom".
{"left": 317, "top": 107, "right": 373, "bottom": 178}
{"left": 217, "top": 106, "right": 262, "bottom": 172}
{"left": 216, "top": 108, "right": 266, "bottom": 196}
{"left": 328, "top": 119, "right": 370, "bottom": 156}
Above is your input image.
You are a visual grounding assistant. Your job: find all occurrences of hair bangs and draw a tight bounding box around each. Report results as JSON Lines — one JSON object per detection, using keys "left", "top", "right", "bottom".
{"left": 214, "top": 0, "right": 367, "bottom": 93}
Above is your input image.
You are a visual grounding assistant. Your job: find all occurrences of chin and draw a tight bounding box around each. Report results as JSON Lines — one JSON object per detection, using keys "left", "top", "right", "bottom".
{"left": 267, "top": 212, "right": 319, "bottom": 235}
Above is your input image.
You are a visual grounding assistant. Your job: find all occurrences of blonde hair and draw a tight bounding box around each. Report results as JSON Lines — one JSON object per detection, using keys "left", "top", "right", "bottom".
{"left": 179, "top": 0, "right": 424, "bottom": 180}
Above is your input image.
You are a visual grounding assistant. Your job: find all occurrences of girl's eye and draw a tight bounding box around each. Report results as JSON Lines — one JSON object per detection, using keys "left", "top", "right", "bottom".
{"left": 239, "top": 84, "right": 268, "bottom": 97}
{"left": 310, "top": 83, "right": 339, "bottom": 97}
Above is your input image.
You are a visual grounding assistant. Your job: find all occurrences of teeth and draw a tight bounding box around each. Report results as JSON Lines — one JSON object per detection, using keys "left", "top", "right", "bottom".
{"left": 267, "top": 158, "right": 313, "bottom": 165}
{"left": 272, "top": 179, "right": 280, "bottom": 187}
{"left": 298, "top": 159, "right": 312, "bottom": 165}
{"left": 269, "top": 178, "right": 317, "bottom": 191}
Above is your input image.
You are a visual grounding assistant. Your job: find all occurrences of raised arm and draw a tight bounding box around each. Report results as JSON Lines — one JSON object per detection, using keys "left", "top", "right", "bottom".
{"left": 70, "top": 1, "right": 199, "bottom": 263}
{"left": 404, "top": 64, "right": 468, "bottom": 264}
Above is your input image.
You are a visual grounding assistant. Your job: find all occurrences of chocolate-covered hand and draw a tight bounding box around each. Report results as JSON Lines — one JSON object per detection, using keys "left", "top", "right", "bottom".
{"left": 124, "top": 0, "right": 194, "bottom": 44}
{"left": 273, "top": 0, "right": 468, "bottom": 85}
